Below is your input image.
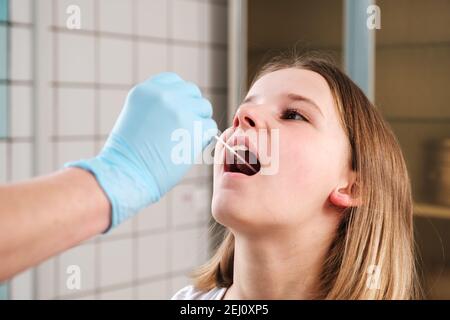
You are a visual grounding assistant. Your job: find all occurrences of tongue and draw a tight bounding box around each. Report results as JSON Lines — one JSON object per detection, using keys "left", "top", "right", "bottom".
{"left": 234, "top": 150, "right": 260, "bottom": 176}
{"left": 236, "top": 162, "right": 257, "bottom": 175}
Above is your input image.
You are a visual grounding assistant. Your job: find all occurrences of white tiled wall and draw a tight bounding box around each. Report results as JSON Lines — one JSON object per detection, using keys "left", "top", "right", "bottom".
{"left": 99, "top": 238, "right": 133, "bottom": 287}
{"left": 57, "top": 88, "right": 95, "bottom": 136}
{"left": 57, "top": 33, "right": 96, "bottom": 83}
{"left": 1, "top": 0, "right": 36, "bottom": 299}
{"left": 137, "top": 42, "right": 168, "bottom": 82}
{"left": 136, "top": 0, "right": 168, "bottom": 38}
{"left": 5, "top": 0, "right": 228, "bottom": 300}
{"left": 173, "top": 45, "right": 202, "bottom": 85}
{"left": 55, "top": 0, "right": 95, "bottom": 30}
{"left": 173, "top": 0, "right": 203, "bottom": 42}
{"left": 10, "top": 0, "right": 32, "bottom": 23}
{"left": 136, "top": 196, "right": 169, "bottom": 232}
{"left": 99, "top": 38, "right": 133, "bottom": 85}
{"left": 57, "top": 243, "right": 96, "bottom": 296}
{"left": 10, "top": 86, "right": 32, "bottom": 137}
{"left": 98, "top": 89, "right": 128, "bottom": 135}
{"left": 137, "top": 233, "right": 170, "bottom": 279}
{"left": 10, "top": 27, "right": 32, "bottom": 81}
{"left": 0, "top": 142, "right": 6, "bottom": 183}
{"left": 10, "top": 142, "right": 33, "bottom": 181}
{"left": 98, "top": 0, "right": 133, "bottom": 34}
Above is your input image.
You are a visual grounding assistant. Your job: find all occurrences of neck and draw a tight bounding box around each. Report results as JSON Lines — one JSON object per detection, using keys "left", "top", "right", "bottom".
{"left": 224, "top": 223, "right": 336, "bottom": 300}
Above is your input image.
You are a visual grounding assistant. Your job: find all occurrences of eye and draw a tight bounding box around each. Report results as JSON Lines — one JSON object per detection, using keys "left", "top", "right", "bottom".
{"left": 281, "top": 108, "right": 309, "bottom": 122}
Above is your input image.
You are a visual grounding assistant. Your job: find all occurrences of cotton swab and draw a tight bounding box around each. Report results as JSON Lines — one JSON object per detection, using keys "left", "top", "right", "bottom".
{"left": 213, "top": 135, "right": 257, "bottom": 173}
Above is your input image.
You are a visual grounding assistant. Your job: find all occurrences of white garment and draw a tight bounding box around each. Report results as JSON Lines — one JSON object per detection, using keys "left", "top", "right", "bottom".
{"left": 171, "top": 285, "right": 228, "bottom": 300}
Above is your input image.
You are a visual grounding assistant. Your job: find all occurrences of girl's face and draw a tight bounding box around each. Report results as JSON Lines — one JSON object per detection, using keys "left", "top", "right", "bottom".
{"left": 212, "top": 68, "right": 353, "bottom": 234}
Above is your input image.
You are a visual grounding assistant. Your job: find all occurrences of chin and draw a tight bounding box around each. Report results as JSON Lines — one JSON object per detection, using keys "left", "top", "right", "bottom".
{"left": 212, "top": 195, "right": 237, "bottom": 224}
{"left": 212, "top": 194, "right": 252, "bottom": 228}
{"left": 212, "top": 194, "right": 275, "bottom": 235}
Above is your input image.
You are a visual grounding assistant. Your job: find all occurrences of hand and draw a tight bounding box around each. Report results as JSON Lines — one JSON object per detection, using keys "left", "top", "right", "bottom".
{"left": 65, "top": 72, "right": 218, "bottom": 230}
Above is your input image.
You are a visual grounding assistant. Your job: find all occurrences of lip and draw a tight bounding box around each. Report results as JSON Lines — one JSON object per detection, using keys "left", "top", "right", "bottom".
{"left": 222, "top": 133, "right": 260, "bottom": 177}
{"left": 222, "top": 171, "right": 252, "bottom": 179}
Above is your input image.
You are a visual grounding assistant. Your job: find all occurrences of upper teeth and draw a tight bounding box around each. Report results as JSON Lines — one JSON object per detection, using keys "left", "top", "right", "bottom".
{"left": 232, "top": 145, "right": 248, "bottom": 152}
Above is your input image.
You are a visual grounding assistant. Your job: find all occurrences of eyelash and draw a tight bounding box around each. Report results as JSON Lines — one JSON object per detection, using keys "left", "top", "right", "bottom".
{"left": 281, "top": 108, "right": 309, "bottom": 122}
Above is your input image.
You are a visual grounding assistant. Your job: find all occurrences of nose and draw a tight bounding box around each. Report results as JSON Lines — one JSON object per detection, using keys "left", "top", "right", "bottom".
{"left": 232, "top": 105, "right": 262, "bottom": 130}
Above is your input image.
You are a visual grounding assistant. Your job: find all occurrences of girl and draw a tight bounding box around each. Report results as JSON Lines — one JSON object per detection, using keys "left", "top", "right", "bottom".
{"left": 172, "top": 52, "right": 420, "bottom": 300}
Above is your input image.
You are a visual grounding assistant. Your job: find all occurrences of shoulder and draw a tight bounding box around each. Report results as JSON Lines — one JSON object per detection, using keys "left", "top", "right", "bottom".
{"left": 171, "top": 285, "right": 227, "bottom": 300}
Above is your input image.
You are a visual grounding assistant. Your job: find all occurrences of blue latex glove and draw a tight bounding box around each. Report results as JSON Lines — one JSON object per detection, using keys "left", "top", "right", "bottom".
{"left": 65, "top": 72, "right": 218, "bottom": 230}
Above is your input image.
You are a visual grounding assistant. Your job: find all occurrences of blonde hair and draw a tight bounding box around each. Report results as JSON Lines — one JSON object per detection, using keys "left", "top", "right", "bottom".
{"left": 191, "top": 52, "right": 421, "bottom": 299}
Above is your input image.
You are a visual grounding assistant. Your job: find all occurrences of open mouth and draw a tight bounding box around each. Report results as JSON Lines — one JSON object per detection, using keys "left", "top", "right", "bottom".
{"left": 224, "top": 145, "right": 261, "bottom": 176}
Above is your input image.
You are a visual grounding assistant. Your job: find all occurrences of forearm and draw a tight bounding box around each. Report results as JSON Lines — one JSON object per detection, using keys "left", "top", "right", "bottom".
{"left": 0, "top": 168, "right": 110, "bottom": 281}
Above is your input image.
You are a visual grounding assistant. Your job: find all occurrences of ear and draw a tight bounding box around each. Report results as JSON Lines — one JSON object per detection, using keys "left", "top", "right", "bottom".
{"left": 329, "top": 171, "right": 361, "bottom": 209}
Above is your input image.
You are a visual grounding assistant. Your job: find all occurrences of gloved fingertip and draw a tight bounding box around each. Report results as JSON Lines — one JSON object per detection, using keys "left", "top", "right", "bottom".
{"left": 185, "top": 81, "right": 203, "bottom": 98}
{"left": 204, "top": 116, "right": 218, "bottom": 129}
{"left": 199, "top": 99, "right": 214, "bottom": 118}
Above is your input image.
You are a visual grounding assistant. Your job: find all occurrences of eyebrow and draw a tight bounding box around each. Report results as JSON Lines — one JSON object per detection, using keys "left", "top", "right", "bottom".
{"left": 243, "top": 93, "right": 324, "bottom": 117}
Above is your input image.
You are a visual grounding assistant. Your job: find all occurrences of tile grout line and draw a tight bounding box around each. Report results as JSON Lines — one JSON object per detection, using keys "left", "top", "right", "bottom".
{"left": 49, "top": 25, "right": 228, "bottom": 50}
{"left": 48, "top": 80, "right": 228, "bottom": 95}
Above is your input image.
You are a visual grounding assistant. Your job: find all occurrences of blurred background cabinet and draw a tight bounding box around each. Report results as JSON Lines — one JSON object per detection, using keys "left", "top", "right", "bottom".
{"left": 375, "top": 0, "right": 450, "bottom": 299}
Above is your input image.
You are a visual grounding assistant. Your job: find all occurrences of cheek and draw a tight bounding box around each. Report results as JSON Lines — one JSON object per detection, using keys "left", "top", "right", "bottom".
{"left": 277, "top": 134, "right": 334, "bottom": 198}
